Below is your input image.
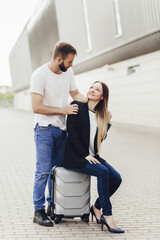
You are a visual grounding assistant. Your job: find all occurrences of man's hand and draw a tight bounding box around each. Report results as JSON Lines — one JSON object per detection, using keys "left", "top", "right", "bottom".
{"left": 31, "top": 93, "right": 77, "bottom": 115}
{"left": 85, "top": 155, "right": 100, "bottom": 164}
{"left": 64, "top": 103, "right": 79, "bottom": 115}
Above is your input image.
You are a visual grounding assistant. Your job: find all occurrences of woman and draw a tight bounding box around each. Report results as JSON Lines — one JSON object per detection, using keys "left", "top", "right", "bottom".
{"left": 63, "top": 81, "right": 124, "bottom": 233}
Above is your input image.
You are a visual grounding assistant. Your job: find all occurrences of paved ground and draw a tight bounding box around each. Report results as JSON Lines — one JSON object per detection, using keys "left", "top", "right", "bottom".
{"left": 0, "top": 108, "right": 160, "bottom": 240}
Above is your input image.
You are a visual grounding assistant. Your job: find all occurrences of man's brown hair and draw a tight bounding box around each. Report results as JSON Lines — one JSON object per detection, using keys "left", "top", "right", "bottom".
{"left": 53, "top": 42, "right": 77, "bottom": 60}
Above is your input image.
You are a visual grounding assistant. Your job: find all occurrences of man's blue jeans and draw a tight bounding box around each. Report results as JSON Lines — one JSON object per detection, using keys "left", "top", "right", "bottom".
{"left": 33, "top": 124, "right": 67, "bottom": 210}
{"left": 70, "top": 160, "right": 122, "bottom": 215}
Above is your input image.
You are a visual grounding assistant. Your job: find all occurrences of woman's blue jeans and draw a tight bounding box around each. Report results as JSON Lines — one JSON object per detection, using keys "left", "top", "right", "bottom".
{"left": 33, "top": 124, "right": 67, "bottom": 210}
{"left": 70, "top": 160, "right": 122, "bottom": 216}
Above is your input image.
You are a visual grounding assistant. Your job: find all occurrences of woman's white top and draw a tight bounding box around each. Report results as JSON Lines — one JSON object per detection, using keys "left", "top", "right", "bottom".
{"left": 89, "top": 110, "right": 97, "bottom": 156}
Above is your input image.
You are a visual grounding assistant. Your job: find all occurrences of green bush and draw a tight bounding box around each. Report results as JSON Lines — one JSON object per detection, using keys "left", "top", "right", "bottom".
{"left": 0, "top": 93, "right": 14, "bottom": 107}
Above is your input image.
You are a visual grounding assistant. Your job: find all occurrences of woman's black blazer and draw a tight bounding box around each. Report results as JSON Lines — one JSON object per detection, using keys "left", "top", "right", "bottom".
{"left": 63, "top": 100, "right": 111, "bottom": 168}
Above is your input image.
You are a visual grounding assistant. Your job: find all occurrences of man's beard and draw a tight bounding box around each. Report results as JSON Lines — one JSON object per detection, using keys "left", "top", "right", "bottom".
{"left": 59, "top": 61, "right": 67, "bottom": 72}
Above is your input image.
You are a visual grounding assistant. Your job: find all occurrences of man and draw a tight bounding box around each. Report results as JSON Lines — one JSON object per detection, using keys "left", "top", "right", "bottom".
{"left": 30, "top": 42, "right": 85, "bottom": 227}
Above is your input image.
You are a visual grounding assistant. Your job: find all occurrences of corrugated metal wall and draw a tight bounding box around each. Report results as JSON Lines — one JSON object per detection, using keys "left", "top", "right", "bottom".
{"left": 9, "top": 0, "right": 59, "bottom": 92}
{"left": 9, "top": 30, "right": 32, "bottom": 92}
{"left": 28, "top": 0, "right": 59, "bottom": 72}
{"left": 118, "top": 0, "right": 160, "bottom": 39}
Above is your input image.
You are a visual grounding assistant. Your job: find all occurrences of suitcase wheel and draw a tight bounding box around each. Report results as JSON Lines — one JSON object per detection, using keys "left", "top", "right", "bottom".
{"left": 55, "top": 216, "right": 62, "bottom": 224}
{"left": 50, "top": 214, "right": 55, "bottom": 220}
{"left": 81, "top": 214, "right": 89, "bottom": 223}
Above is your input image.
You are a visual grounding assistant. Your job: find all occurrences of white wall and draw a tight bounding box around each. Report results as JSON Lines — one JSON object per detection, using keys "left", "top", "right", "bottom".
{"left": 14, "top": 89, "right": 32, "bottom": 111}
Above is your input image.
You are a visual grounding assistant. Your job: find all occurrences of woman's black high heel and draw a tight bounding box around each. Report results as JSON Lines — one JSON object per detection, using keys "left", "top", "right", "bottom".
{"left": 90, "top": 205, "right": 101, "bottom": 224}
{"left": 101, "top": 214, "right": 125, "bottom": 233}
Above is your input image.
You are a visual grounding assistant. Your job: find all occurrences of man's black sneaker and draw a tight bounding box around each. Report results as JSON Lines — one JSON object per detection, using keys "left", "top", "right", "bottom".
{"left": 33, "top": 209, "right": 53, "bottom": 227}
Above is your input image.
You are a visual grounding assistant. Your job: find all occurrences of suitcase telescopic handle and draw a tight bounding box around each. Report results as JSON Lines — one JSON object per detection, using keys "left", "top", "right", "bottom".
{"left": 50, "top": 166, "right": 57, "bottom": 217}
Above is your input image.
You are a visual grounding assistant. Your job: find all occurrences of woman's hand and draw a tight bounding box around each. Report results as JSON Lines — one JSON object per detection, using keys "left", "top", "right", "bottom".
{"left": 85, "top": 155, "right": 100, "bottom": 164}
{"left": 108, "top": 110, "right": 112, "bottom": 120}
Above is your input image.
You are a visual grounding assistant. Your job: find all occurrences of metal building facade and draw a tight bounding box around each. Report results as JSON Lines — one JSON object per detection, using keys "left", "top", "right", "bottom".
{"left": 9, "top": 0, "right": 160, "bottom": 128}
{"left": 9, "top": 0, "right": 160, "bottom": 92}
{"left": 55, "top": 0, "right": 160, "bottom": 73}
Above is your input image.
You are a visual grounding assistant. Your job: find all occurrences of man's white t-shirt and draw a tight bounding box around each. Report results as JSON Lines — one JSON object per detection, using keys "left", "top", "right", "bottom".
{"left": 30, "top": 64, "right": 77, "bottom": 130}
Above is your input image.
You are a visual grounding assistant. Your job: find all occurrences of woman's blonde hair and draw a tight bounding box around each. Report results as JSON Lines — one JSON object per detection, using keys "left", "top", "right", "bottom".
{"left": 84, "top": 81, "right": 110, "bottom": 153}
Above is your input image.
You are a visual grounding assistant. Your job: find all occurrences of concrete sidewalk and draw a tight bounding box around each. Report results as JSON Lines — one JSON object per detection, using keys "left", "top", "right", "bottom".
{"left": 0, "top": 108, "right": 160, "bottom": 240}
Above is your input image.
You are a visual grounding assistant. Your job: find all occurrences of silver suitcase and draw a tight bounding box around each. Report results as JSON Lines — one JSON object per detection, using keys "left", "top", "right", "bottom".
{"left": 51, "top": 166, "right": 90, "bottom": 224}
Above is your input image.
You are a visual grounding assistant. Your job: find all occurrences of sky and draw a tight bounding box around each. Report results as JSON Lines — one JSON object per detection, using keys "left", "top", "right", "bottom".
{"left": 0, "top": 0, "right": 39, "bottom": 86}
